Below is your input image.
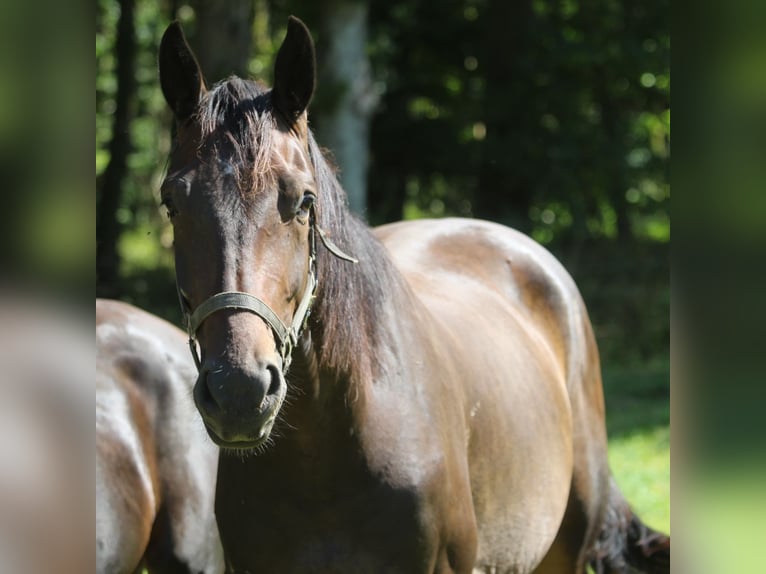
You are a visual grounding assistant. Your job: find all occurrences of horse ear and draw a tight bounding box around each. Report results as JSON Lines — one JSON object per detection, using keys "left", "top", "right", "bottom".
{"left": 159, "top": 21, "right": 206, "bottom": 122}
{"left": 272, "top": 16, "right": 316, "bottom": 123}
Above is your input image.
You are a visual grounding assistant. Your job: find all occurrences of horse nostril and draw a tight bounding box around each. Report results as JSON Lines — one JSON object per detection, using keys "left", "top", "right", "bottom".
{"left": 195, "top": 361, "right": 283, "bottom": 414}
{"left": 194, "top": 366, "right": 218, "bottom": 408}
{"left": 266, "top": 364, "right": 282, "bottom": 397}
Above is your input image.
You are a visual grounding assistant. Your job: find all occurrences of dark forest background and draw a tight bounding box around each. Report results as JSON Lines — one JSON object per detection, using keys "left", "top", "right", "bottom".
{"left": 96, "top": 0, "right": 669, "bottom": 369}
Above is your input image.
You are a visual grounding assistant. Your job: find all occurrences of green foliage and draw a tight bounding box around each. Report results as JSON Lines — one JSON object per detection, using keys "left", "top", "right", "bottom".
{"left": 369, "top": 0, "right": 669, "bottom": 232}
{"left": 364, "top": 0, "right": 669, "bottom": 366}
{"left": 97, "top": 0, "right": 172, "bottom": 282}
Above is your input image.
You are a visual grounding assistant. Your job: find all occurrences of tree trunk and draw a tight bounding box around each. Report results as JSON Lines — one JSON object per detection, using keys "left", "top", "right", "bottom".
{"left": 189, "top": 0, "right": 254, "bottom": 83}
{"left": 96, "top": 0, "right": 136, "bottom": 298}
{"left": 314, "top": 1, "right": 376, "bottom": 217}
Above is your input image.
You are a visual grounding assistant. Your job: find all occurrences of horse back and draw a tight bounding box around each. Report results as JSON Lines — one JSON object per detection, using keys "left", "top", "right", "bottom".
{"left": 376, "top": 218, "right": 589, "bottom": 378}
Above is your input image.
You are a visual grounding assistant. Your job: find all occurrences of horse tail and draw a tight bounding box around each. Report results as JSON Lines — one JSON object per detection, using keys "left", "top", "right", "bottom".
{"left": 587, "top": 477, "right": 670, "bottom": 574}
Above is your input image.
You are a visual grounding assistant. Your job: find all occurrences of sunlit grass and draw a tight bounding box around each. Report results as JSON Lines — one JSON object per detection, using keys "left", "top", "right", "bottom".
{"left": 603, "top": 364, "right": 670, "bottom": 534}
{"left": 609, "top": 426, "right": 670, "bottom": 534}
{"left": 687, "top": 467, "right": 766, "bottom": 574}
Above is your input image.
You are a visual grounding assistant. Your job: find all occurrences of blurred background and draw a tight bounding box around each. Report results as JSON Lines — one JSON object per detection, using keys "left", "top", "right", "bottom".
{"left": 96, "top": 0, "right": 670, "bottom": 537}
{"left": 2, "top": 0, "right": 765, "bottom": 569}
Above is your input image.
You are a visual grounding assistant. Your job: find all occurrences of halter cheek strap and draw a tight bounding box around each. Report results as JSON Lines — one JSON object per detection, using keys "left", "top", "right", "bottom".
{"left": 179, "top": 209, "right": 356, "bottom": 373}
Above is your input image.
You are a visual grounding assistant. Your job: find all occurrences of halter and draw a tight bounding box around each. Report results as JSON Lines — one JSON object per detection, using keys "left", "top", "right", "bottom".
{"left": 178, "top": 207, "right": 357, "bottom": 373}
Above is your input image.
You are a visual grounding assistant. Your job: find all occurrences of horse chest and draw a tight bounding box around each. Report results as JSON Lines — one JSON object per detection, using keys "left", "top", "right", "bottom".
{"left": 218, "top": 478, "right": 439, "bottom": 573}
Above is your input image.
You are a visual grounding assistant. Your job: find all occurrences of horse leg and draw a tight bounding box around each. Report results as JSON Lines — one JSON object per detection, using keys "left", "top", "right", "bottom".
{"left": 534, "top": 317, "right": 614, "bottom": 574}
{"left": 565, "top": 325, "right": 669, "bottom": 574}
{"left": 142, "top": 504, "right": 193, "bottom": 573}
{"left": 530, "top": 483, "right": 589, "bottom": 573}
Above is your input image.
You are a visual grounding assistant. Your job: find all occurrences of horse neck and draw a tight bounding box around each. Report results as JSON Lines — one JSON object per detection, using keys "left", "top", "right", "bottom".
{"left": 280, "top": 137, "right": 421, "bottom": 453}
{"left": 300, "top": 136, "right": 412, "bottom": 391}
{"left": 273, "top": 214, "right": 403, "bottom": 464}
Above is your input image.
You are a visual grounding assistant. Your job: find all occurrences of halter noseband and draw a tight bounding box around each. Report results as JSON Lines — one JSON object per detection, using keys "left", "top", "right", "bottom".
{"left": 179, "top": 209, "right": 356, "bottom": 373}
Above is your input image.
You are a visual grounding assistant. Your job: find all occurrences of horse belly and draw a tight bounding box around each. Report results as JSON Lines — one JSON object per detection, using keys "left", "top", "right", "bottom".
{"left": 412, "top": 293, "right": 573, "bottom": 571}
{"left": 464, "top": 336, "right": 573, "bottom": 572}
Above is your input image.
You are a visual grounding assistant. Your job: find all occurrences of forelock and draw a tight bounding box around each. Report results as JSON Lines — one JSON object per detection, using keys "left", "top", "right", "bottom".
{"left": 196, "top": 77, "right": 277, "bottom": 194}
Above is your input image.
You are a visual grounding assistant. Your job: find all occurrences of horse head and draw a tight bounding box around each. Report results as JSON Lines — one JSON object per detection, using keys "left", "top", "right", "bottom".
{"left": 159, "top": 17, "right": 322, "bottom": 450}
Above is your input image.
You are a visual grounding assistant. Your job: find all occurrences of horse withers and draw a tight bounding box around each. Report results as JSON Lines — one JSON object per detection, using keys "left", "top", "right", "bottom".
{"left": 158, "top": 17, "right": 669, "bottom": 573}
{"left": 96, "top": 299, "right": 223, "bottom": 574}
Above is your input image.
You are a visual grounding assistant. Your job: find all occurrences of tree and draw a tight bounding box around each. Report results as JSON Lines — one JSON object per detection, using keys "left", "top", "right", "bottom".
{"left": 188, "top": 0, "right": 255, "bottom": 82}
{"left": 313, "top": 0, "right": 377, "bottom": 216}
{"left": 96, "top": 0, "right": 136, "bottom": 298}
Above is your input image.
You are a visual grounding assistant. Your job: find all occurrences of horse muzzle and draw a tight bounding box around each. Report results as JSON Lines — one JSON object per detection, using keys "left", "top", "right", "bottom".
{"left": 193, "top": 359, "right": 287, "bottom": 450}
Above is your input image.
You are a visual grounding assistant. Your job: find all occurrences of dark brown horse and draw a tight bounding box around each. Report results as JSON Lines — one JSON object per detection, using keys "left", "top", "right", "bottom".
{"left": 97, "top": 299, "right": 223, "bottom": 573}
{"left": 158, "top": 18, "right": 669, "bottom": 574}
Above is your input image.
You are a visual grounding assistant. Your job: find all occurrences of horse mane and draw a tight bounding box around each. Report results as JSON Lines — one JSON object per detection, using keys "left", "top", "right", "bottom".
{"left": 193, "top": 76, "right": 399, "bottom": 384}
{"left": 306, "top": 131, "right": 399, "bottom": 383}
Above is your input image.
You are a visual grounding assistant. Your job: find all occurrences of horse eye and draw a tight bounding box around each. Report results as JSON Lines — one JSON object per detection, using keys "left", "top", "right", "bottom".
{"left": 297, "top": 192, "right": 316, "bottom": 218}
{"left": 160, "top": 177, "right": 189, "bottom": 219}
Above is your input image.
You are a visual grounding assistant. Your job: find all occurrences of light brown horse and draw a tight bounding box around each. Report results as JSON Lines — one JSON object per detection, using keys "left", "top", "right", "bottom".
{"left": 158, "top": 18, "right": 669, "bottom": 574}
{"left": 97, "top": 299, "right": 223, "bottom": 573}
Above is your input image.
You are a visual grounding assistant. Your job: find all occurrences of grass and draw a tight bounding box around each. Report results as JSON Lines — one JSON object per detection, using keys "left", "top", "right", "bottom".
{"left": 609, "top": 427, "right": 670, "bottom": 533}
{"left": 686, "top": 467, "right": 766, "bottom": 574}
{"left": 589, "top": 357, "right": 766, "bottom": 573}
{"left": 602, "top": 363, "right": 671, "bottom": 534}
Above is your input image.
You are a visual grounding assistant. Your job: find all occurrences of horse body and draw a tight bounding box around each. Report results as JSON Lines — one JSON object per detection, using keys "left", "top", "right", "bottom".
{"left": 158, "top": 17, "right": 669, "bottom": 574}
{"left": 213, "top": 218, "right": 593, "bottom": 573}
{"left": 96, "top": 299, "right": 223, "bottom": 574}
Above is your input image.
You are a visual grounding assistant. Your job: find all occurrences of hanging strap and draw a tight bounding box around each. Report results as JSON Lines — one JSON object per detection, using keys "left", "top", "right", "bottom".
{"left": 315, "top": 224, "right": 358, "bottom": 263}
